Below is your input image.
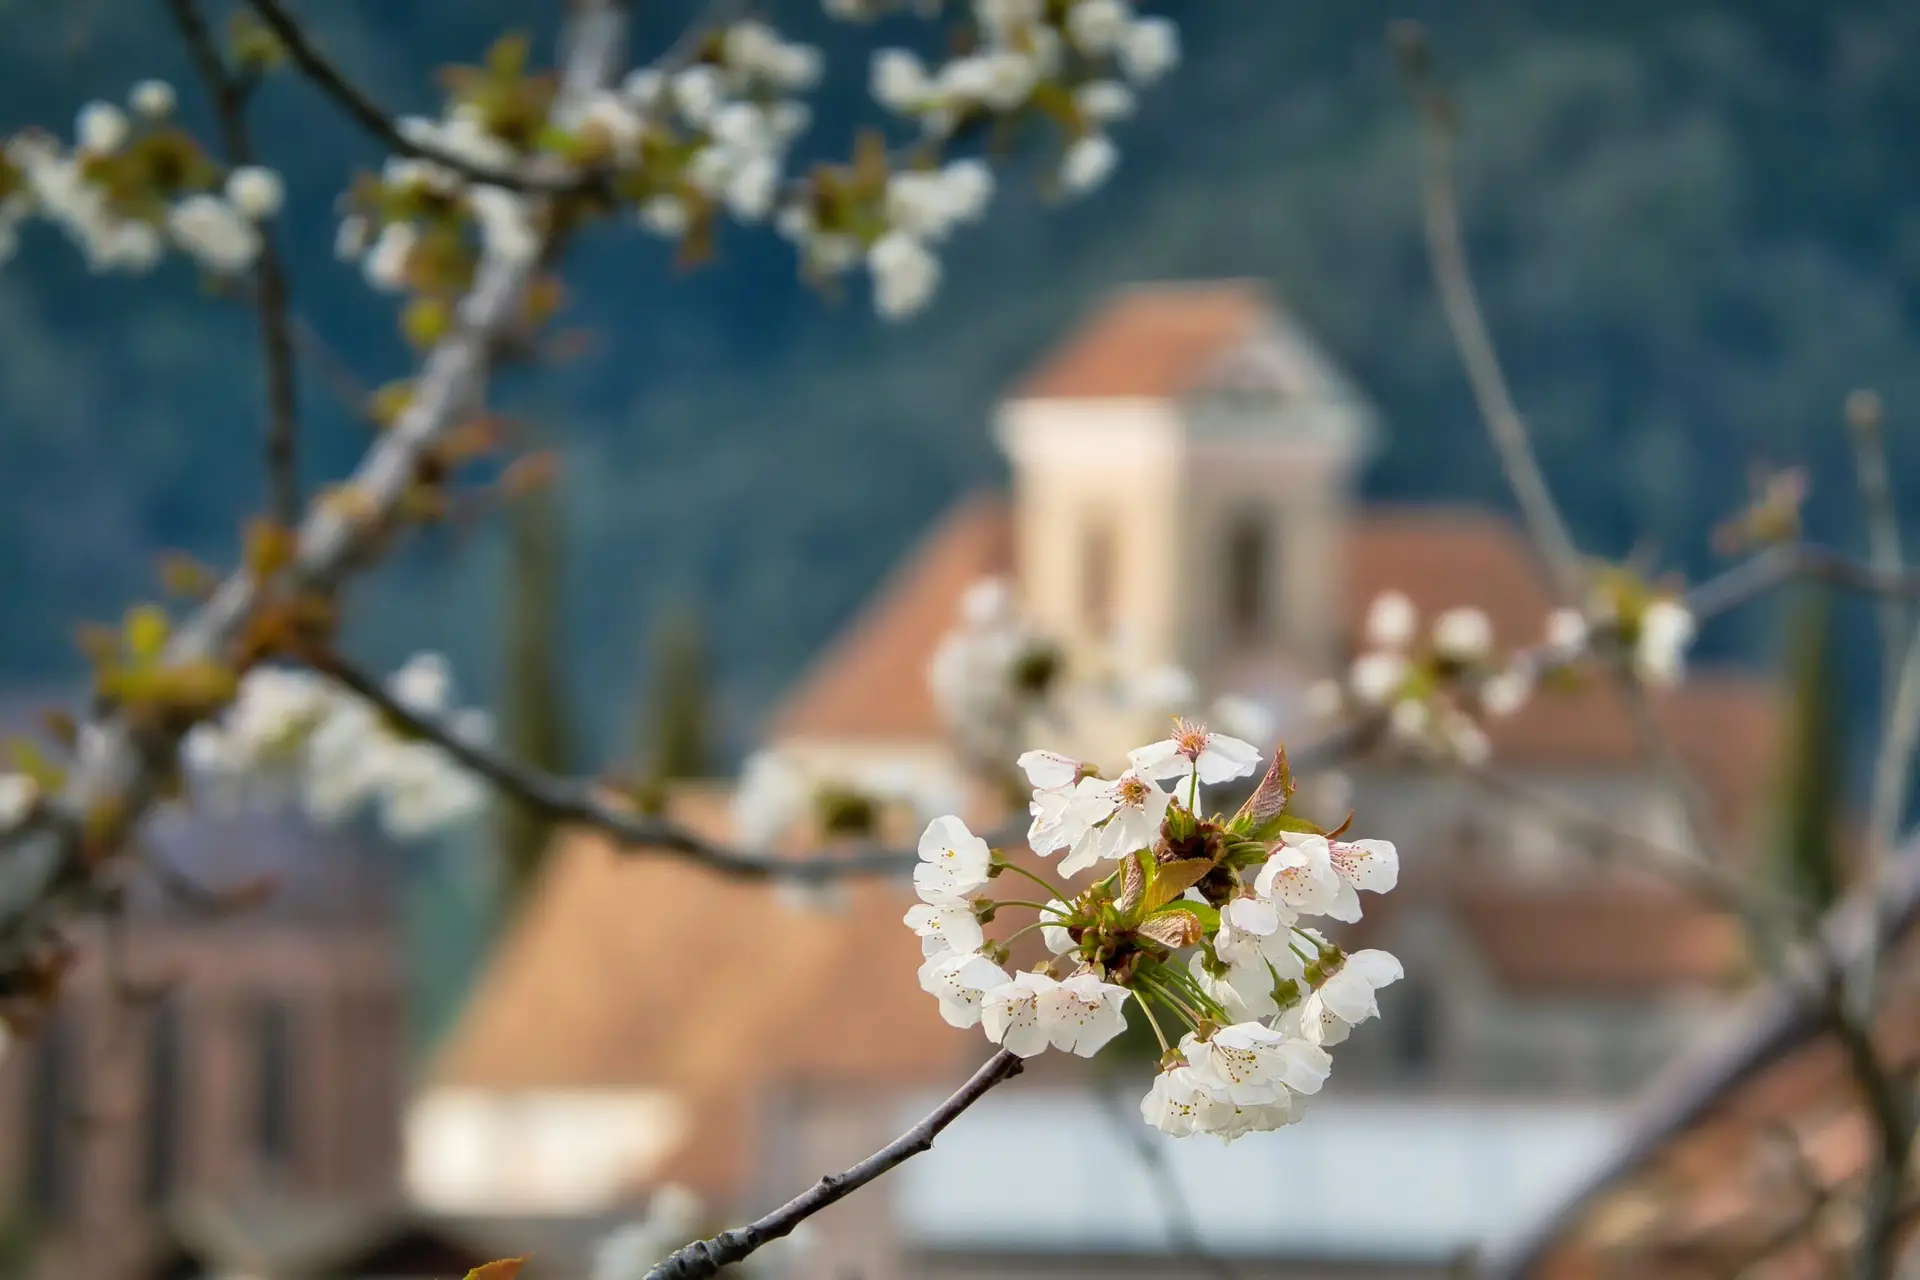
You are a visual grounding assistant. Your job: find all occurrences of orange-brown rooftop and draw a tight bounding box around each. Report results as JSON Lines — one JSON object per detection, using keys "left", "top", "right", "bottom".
{"left": 1011, "top": 280, "right": 1274, "bottom": 401}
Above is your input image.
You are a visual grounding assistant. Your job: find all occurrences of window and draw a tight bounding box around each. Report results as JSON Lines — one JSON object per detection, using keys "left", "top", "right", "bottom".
{"left": 1080, "top": 518, "right": 1115, "bottom": 638}
{"left": 143, "top": 998, "right": 184, "bottom": 1207}
{"left": 26, "top": 1012, "right": 74, "bottom": 1222}
{"left": 1224, "top": 513, "right": 1269, "bottom": 643}
{"left": 251, "top": 998, "right": 297, "bottom": 1170}
{"left": 1392, "top": 980, "right": 1440, "bottom": 1074}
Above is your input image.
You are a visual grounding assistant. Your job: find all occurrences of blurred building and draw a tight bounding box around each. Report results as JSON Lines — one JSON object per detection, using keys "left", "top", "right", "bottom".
{"left": 414, "top": 281, "right": 1783, "bottom": 1277}
{"left": 0, "top": 795, "right": 408, "bottom": 1280}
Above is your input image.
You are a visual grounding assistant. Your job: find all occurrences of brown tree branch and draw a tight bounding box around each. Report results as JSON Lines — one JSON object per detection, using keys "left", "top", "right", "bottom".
{"left": 163, "top": 0, "right": 301, "bottom": 525}
{"left": 305, "top": 647, "right": 1380, "bottom": 881}
{"left": 644, "top": 1049, "right": 1025, "bottom": 1279}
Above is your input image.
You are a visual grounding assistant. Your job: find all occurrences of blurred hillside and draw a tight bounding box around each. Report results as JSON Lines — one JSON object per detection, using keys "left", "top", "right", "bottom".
{"left": 2, "top": 0, "right": 1917, "bottom": 761}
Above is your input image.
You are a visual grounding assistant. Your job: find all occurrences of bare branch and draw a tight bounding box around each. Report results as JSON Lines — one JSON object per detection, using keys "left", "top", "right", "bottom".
{"left": 1097, "top": 1069, "right": 1238, "bottom": 1280}
{"left": 645, "top": 1049, "right": 1025, "bottom": 1280}
{"left": 163, "top": 0, "right": 301, "bottom": 525}
{"left": 1847, "top": 391, "right": 1906, "bottom": 703}
{"left": 1394, "top": 25, "right": 1583, "bottom": 603}
{"left": 1453, "top": 761, "right": 1811, "bottom": 933}
{"left": 1482, "top": 836, "right": 1920, "bottom": 1279}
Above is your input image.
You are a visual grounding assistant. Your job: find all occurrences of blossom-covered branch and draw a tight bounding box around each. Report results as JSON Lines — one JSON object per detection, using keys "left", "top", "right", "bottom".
{"left": 0, "top": 0, "right": 631, "bottom": 967}
{"left": 163, "top": 0, "right": 301, "bottom": 524}
{"left": 642, "top": 1049, "right": 1025, "bottom": 1279}
{"left": 305, "top": 650, "right": 960, "bottom": 881}
{"left": 241, "top": 0, "right": 601, "bottom": 196}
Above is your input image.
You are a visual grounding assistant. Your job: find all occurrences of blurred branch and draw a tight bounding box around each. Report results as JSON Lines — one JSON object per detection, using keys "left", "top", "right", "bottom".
{"left": 240, "top": 0, "right": 593, "bottom": 196}
{"left": 1483, "top": 831, "right": 1920, "bottom": 1280}
{"left": 1847, "top": 393, "right": 1905, "bottom": 706}
{"left": 645, "top": 1049, "right": 1024, "bottom": 1280}
{"left": 1453, "top": 761, "right": 1811, "bottom": 933}
{"left": 163, "top": 0, "right": 301, "bottom": 525}
{"left": 1097, "top": 1069, "right": 1237, "bottom": 1280}
{"left": 1392, "top": 22, "right": 1582, "bottom": 603}
{"left": 309, "top": 647, "right": 1379, "bottom": 881}
{"left": 1396, "top": 27, "right": 1917, "bottom": 1275}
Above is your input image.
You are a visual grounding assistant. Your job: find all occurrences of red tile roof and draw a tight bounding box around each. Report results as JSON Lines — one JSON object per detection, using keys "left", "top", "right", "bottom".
{"left": 771, "top": 496, "right": 1779, "bottom": 838}
{"left": 1010, "top": 280, "right": 1274, "bottom": 401}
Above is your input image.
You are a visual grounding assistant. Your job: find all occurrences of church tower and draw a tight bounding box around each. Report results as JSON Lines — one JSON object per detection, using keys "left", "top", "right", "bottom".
{"left": 995, "top": 281, "right": 1375, "bottom": 752}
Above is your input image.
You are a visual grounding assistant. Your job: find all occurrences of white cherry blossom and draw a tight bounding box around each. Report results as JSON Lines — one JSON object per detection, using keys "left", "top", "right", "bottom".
{"left": 1017, "top": 749, "right": 1082, "bottom": 792}
{"left": 131, "top": 80, "right": 176, "bottom": 119}
{"left": 919, "top": 950, "right": 1010, "bottom": 1028}
{"left": 1142, "top": 1065, "right": 1237, "bottom": 1137}
{"left": 1084, "top": 768, "right": 1171, "bottom": 867}
{"left": 1119, "top": 15, "right": 1180, "bottom": 84}
{"left": 226, "top": 166, "right": 285, "bottom": 221}
{"left": 1547, "top": 606, "right": 1589, "bottom": 657}
{"left": 1283, "top": 832, "right": 1400, "bottom": 923}
{"left": 1181, "top": 1024, "right": 1329, "bottom": 1105}
{"left": 167, "top": 195, "right": 261, "bottom": 274}
{"left": 1254, "top": 836, "right": 1342, "bottom": 917}
{"left": 1481, "top": 667, "right": 1532, "bottom": 718}
{"left": 1350, "top": 651, "right": 1408, "bottom": 706}
{"left": 1129, "top": 721, "right": 1261, "bottom": 788}
{"left": 77, "top": 102, "right": 128, "bottom": 153}
{"left": 982, "top": 970, "right": 1055, "bottom": 1056}
{"left": 913, "top": 814, "right": 993, "bottom": 902}
{"left": 0, "top": 773, "right": 40, "bottom": 829}
{"left": 1037, "top": 973, "right": 1131, "bottom": 1056}
{"left": 1060, "top": 134, "right": 1118, "bottom": 195}
{"left": 732, "top": 750, "right": 809, "bottom": 850}
{"left": 1433, "top": 606, "right": 1492, "bottom": 661}
{"left": 1302, "top": 949, "right": 1404, "bottom": 1046}
{"left": 1040, "top": 898, "right": 1076, "bottom": 955}
{"left": 869, "top": 231, "right": 940, "bottom": 320}
{"left": 904, "top": 899, "right": 985, "bottom": 957}
{"left": 1636, "top": 599, "right": 1695, "bottom": 686}
{"left": 1364, "top": 590, "right": 1418, "bottom": 649}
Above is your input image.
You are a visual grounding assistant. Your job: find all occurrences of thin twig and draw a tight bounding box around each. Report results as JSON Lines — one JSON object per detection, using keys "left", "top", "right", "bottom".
{"left": 1395, "top": 29, "right": 1582, "bottom": 603}
{"left": 1399, "top": 23, "right": 1748, "bottom": 920}
{"left": 1097, "top": 1069, "right": 1237, "bottom": 1280}
{"left": 164, "top": 0, "right": 301, "bottom": 525}
{"left": 645, "top": 1050, "right": 1025, "bottom": 1279}
{"left": 240, "top": 0, "right": 593, "bottom": 196}
{"left": 1848, "top": 394, "right": 1906, "bottom": 710}
{"left": 308, "top": 647, "right": 1377, "bottom": 881}
{"left": 1453, "top": 761, "right": 1810, "bottom": 933}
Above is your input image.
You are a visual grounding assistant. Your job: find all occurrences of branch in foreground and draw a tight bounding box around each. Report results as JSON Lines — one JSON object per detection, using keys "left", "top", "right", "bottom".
{"left": 164, "top": 0, "right": 301, "bottom": 526}
{"left": 0, "top": 0, "right": 630, "bottom": 967}
{"left": 312, "top": 649, "right": 1381, "bottom": 880}
{"left": 644, "top": 1049, "right": 1024, "bottom": 1280}
{"left": 241, "top": 0, "right": 591, "bottom": 196}
{"left": 1481, "top": 831, "right": 1920, "bottom": 1280}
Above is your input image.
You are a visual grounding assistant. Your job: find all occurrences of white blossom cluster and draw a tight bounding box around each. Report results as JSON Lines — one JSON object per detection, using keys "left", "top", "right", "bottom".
{"left": 623, "top": 20, "right": 822, "bottom": 233}
{"left": 910, "top": 724, "right": 1404, "bottom": 1140}
{"left": 183, "top": 654, "right": 488, "bottom": 840}
{"left": 928, "top": 577, "right": 1064, "bottom": 770}
{"left": 927, "top": 575, "right": 1274, "bottom": 776}
{"left": 730, "top": 747, "right": 964, "bottom": 852}
{"left": 824, "top": 0, "right": 1179, "bottom": 319}
{"left": 1307, "top": 592, "right": 1508, "bottom": 763}
{"left": 0, "top": 83, "right": 281, "bottom": 276}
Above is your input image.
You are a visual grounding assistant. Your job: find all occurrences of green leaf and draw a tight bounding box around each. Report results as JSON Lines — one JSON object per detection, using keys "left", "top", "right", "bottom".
{"left": 1246, "top": 810, "right": 1325, "bottom": 843}
{"left": 1147, "top": 898, "right": 1219, "bottom": 934}
{"left": 1142, "top": 857, "right": 1213, "bottom": 913}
